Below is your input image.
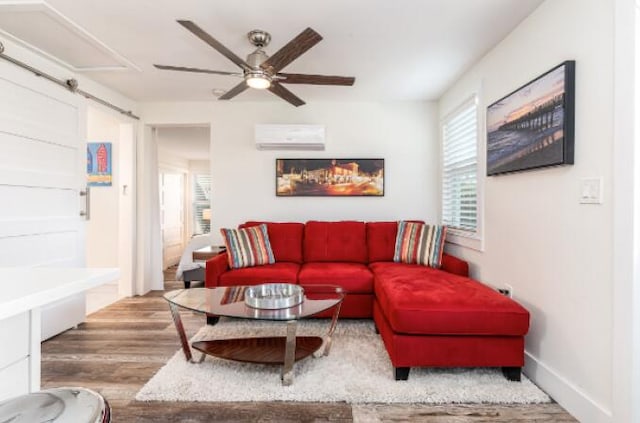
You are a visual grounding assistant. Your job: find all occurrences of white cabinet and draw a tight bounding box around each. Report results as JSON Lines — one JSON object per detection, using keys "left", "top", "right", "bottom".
{"left": 0, "top": 311, "right": 35, "bottom": 401}
{"left": 0, "top": 312, "right": 29, "bottom": 368}
{"left": 41, "top": 293, "right": 85, "bottom": 341}
{"left": 0, "top": 268, "right": 118, "bottom": 401}
{"left": 0, "top": 358, "right": 29, "bottom": 401}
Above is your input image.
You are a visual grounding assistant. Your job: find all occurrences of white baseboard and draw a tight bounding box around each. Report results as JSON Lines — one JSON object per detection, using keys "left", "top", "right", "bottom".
{"left": 524, "top": 350, "right": 612, "bottom": 423}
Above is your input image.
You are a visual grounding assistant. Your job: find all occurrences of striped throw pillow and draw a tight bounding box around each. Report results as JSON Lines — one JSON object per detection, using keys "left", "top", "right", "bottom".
{"left": 220, "top": 224, "right": 275, "bottom": 269}
{"left": 393, "top": 221, "right": 447, "bottom": 268}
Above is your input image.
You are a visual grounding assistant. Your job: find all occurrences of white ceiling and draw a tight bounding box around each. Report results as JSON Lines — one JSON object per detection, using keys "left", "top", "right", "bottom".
{"left": 1, "top": 0, "right": 545, "bottom": 103}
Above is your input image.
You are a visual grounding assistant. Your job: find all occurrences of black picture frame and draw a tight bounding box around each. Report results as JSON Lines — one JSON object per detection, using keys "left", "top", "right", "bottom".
{"left": 486, "top": 61, "right": 575, "bottom": 176}
{"left": 275, "top": 158, "right": 385, "bottom": 197}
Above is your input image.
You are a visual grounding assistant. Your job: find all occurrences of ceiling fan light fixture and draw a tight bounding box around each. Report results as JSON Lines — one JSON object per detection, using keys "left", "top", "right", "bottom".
{"left": 157, "top": 22, "right": 354, "bottom": 106}
{"left": 246, "top": 72, "right": 271, "bottom": 89}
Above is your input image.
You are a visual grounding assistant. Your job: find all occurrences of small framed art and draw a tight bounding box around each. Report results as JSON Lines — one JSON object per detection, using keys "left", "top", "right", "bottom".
{"left": 87, "top": 142, "right": 112, "bottom": 187}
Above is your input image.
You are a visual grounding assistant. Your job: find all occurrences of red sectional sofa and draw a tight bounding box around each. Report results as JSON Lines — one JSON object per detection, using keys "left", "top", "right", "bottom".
{"left": 205, "top": 220, "right": 530, "bottom": 381}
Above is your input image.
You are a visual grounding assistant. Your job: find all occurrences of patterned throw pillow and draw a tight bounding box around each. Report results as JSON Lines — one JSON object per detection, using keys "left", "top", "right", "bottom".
{"left": 393, "top": 221, "right": 447, "bottom": 268}
{"left": 220, "top": 224, "right": 275, "bottom": 269}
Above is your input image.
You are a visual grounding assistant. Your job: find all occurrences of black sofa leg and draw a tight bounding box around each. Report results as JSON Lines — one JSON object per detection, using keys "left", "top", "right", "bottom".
{"left": 206, "top": 315, "right": 220, "bottom": 326}
{"left": 394, "top": 367, "right": 410, "bottom": 381}
{"left": 374, "top": 325, "right": 379, "bottom": 334}
{"left": 502, "top": 366, "right": 522, "bottom": 382}
{"left": 184, "top": 281, "right": 191, "bottom": 289}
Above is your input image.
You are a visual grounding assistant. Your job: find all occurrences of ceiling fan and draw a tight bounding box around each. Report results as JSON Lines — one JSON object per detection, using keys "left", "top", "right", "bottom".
{"left": 154, "top": 20, "right": 355, "bottom": 107}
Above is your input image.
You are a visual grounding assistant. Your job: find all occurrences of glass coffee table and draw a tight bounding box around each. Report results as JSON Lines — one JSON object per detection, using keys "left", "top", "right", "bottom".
{"left": 163, "top": 285, "right": 344, "bottom": 386}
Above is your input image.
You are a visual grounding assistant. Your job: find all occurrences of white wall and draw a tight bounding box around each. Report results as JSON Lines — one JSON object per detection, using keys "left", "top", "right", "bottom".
{"left": 612, "top": 0, "right": 640, "bottom": 421}
{"left": 439, "top": 1, "right": 620, "bottom": 421}
{"left": 117, "top": 122, "right": 136, "bottom": 298}
{"left": 85, "top": 107, "right": 130, "bottom": 313}
{"left": 189, "top": 160, "right": 209, "bottom": 173}
{"left": 141, "top": 101, "right": 439, "bottom": 245}
{"left": 156, "top": 127, "right": 210, "bottom": 161}
{"left": 634, "top": 5, "right": 640, "bottom": 421}
{"left": 86, "top": 107, "right": 120, "bottom": 269}
{"left": 157, "top": 148, "right": 189, "bottom": 172}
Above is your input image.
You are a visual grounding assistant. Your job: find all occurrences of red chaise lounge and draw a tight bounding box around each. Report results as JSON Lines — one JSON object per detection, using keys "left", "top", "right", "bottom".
{"left": 205, "top": 220, "right": 530, "bottom": 381}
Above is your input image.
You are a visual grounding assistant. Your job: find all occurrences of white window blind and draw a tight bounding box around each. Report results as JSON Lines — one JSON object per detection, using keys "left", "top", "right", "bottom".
{"left": 193, "top": 173, "right": 211, "bottom": 235}
{"left": 442, "top": 98, "right": 478, "bottom": 234}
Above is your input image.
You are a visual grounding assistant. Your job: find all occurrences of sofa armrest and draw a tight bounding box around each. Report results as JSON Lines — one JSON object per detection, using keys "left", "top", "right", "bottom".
{"left": 205, "top": 253, "right": 229, "bottom": 287}
{"left": 441, "top": 253, "right": 469, "bottom": 277}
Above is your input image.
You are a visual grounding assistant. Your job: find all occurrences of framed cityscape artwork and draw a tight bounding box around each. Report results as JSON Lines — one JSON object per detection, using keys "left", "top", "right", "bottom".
{"left": 486, "top": 60, "right": 575, "bottom": 175}
{"left": 276, "top": 158, "right": 384, "bottom": 196}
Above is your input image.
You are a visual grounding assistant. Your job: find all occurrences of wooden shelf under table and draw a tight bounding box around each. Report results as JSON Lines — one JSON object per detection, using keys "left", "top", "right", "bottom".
{"left": 192, "top": 336, "right": 324, "bottom": 364}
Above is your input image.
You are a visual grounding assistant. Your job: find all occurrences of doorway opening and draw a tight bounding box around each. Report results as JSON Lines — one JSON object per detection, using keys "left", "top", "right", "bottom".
{"left": 155, "top": 126, "right": 211, "bottom": 289}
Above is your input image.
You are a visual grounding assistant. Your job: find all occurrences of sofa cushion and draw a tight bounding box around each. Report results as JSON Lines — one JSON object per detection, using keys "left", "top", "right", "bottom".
{"left": 440, "top": 253, "right": 469, "bottom": 277}
{"left": 366, "top": 221, "right": 424, "bottom": 263}
{"left": 303, "top": 221, "right": 367, "bottom": 263}
{"left": 219, "top": 262, "right": 300, "bottom": 286}
{"left": 220, "top": 224, "right": 275, "bottom": 269}
{"left": 394, "top": 221, "right": 446, "bottom": 268}
{"left": 299, "top": 262, "right": 373, "bottom": 294}
{"left": 241, "top": 222, "right": 304, "bottom": 263}
{"left": 370, "top": 262, "right": 529, "bottom": 336}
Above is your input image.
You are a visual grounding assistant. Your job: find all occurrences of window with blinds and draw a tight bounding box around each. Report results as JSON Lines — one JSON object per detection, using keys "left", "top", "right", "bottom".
{"left": 192, "top": 173, "right": 211, "bottom": 235}
{"left": 442, "top": 97, "right": 478, "bottom": 235}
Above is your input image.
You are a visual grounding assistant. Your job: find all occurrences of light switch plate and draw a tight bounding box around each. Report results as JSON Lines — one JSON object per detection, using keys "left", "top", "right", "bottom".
{"left": 580, "top": 177, "right": 603, "bottom": 204}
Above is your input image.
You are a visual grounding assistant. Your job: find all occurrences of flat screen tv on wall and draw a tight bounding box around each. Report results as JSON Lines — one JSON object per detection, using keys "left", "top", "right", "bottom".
{"left": 486, "top": 61, "right": 575, "bottom": 176}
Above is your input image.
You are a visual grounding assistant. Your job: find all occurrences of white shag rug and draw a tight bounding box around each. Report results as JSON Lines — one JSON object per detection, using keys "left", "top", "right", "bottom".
{"left": 136, "top": 319, "right": 550, "bottom": 404}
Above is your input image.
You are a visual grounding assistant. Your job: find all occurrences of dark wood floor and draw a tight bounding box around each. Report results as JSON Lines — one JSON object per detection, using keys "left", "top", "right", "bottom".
{"left": 41, "top": 268, "right": 577, "bottom": 422}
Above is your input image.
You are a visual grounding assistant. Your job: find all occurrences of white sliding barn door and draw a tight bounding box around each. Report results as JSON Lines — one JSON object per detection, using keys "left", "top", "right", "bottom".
{"left": 0, "top": 62, "right": 87, "bottom": 339}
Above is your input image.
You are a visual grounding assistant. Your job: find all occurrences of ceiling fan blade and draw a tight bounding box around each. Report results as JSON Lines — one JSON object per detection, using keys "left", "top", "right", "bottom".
{"left": 177, "top": 20, "right": 250, "bottom": 71}
{"left": 278, "top": 73, "right": 355, "bottom": 86}
{"left": 261, "top": 28, "right": 322, "bottom": 73}
{"left": 268, "top": 82, "right": 305, "bottom": 107}
{"left": 218, "top": 81, "right": 249, "bottom": 100}
{"left": 154, "top": 64, "right": 241, "bottom": 76}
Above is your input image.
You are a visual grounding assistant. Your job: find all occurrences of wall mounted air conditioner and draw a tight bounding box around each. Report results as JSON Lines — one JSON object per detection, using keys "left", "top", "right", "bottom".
{"left": 255, "top": 124, "right": 325, "bottom": 150}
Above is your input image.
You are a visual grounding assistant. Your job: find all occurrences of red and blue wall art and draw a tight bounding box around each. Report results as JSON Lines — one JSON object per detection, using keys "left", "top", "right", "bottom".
{"left": 87, "top": 142, "right": 112, "bottom": 187}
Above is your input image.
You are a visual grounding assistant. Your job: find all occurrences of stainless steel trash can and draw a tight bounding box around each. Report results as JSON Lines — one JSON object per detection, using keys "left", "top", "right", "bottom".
{"left": 0, "top": 387, "right": 110, "bottom": 423}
